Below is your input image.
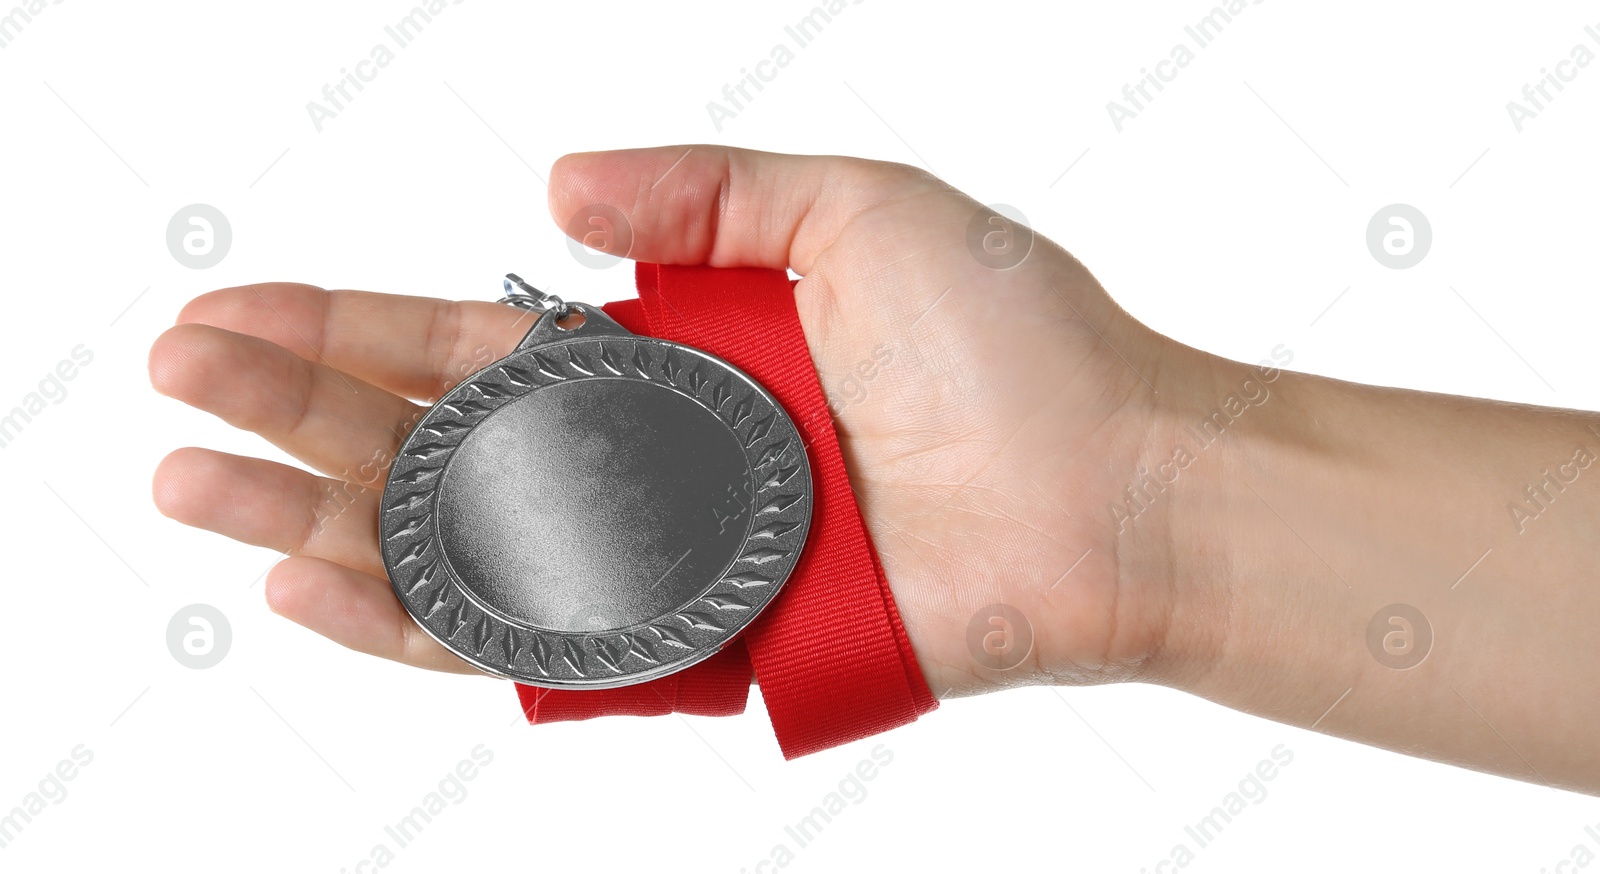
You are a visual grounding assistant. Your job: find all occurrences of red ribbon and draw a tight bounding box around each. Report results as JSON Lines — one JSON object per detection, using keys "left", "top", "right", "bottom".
{"left": 515, "top": 263, "right": 936, "bottom": 758}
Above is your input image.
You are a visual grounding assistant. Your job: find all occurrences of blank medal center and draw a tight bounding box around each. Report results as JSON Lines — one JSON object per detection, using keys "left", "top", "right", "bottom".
{"left": 436, "top": 376, "right": 751, "bottom": 633}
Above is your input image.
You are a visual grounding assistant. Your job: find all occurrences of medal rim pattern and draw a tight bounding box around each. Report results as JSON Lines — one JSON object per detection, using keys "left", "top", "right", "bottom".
{"left": 379, "top": 323, "right": 813, "bottom": 690}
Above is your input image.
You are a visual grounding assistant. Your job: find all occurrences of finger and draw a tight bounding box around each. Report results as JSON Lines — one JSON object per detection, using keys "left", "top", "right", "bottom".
{"left": 548, "top": 145, "right": 951, "bottom": 272}
{"left": 175, "top": 284, "right": 531, "bottom": 403}
{"left": 153, "top": 447, "right": 383, "bottom": 578}
{"left": 149, "top": 323, "right": 421, "bottom": 482}
{"left": 265, "top": 555, "right": 480, "bottom": 675}
{"left": 173, "top": 150, "right": 949, "bottom": 402}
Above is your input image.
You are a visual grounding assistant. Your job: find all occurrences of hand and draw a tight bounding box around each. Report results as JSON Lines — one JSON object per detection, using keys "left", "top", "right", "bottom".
{"left": 149, "top": 146, "right": 1207, "bottom": 697}
{"left": 151, "top": 145, "right": 1600, "bottom": 793}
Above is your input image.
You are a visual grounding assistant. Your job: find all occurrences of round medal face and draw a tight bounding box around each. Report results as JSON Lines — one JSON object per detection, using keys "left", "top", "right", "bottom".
{"left": 380, "top": 304, "right": 813, "bottom": 688}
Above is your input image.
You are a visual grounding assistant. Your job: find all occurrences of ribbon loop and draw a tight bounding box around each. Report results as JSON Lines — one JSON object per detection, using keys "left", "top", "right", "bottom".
{"left": 515, "top": 263, "right": 937, "bottom": 758}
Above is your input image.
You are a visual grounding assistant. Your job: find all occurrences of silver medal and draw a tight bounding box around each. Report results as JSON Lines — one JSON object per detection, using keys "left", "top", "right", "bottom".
{"left": 380, "top": 276, "right": 813, "bottom": 688}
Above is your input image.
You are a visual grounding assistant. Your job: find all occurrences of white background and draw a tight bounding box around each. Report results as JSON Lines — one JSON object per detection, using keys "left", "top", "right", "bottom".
{"left": 2, "top": 0, "right": 1597, "bottom": 871}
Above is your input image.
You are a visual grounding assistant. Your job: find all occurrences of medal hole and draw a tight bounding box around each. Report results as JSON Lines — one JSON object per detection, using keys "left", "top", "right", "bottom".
{"left": 555, "top": 308, "right": 587, "bottom": 331}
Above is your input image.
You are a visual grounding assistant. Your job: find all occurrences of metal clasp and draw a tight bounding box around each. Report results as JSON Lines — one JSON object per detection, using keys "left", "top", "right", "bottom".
{"left": 498, "top": 273, "right": 570, "bottom": 320}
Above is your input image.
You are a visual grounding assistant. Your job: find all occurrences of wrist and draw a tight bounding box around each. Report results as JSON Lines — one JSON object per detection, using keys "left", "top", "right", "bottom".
{"left": 1065, "top": 324, "right": 1600, "bottom": 791}
{"left": 1141, "top": 356, "right": 1500, "bottom": 716}
{"left": 1125, "top": 342, "right": 1312, "bottom": 694}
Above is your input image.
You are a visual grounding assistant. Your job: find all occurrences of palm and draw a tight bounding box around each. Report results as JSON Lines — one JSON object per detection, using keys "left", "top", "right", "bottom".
{"left": 791, "top": 187, "right": 1171, "bottom": 696}
{"left": 152, "top": 147, "right": 1179, "bottom": 696}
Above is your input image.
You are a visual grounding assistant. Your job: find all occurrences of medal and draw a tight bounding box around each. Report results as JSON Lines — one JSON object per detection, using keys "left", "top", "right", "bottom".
{"left": 380, "top": 275, "right": 813, "bottom": 689}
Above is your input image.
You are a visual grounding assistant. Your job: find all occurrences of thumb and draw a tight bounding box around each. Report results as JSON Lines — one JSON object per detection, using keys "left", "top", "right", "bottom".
{"left": 547, "top": 145, "right": 947, "bottom": 273}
